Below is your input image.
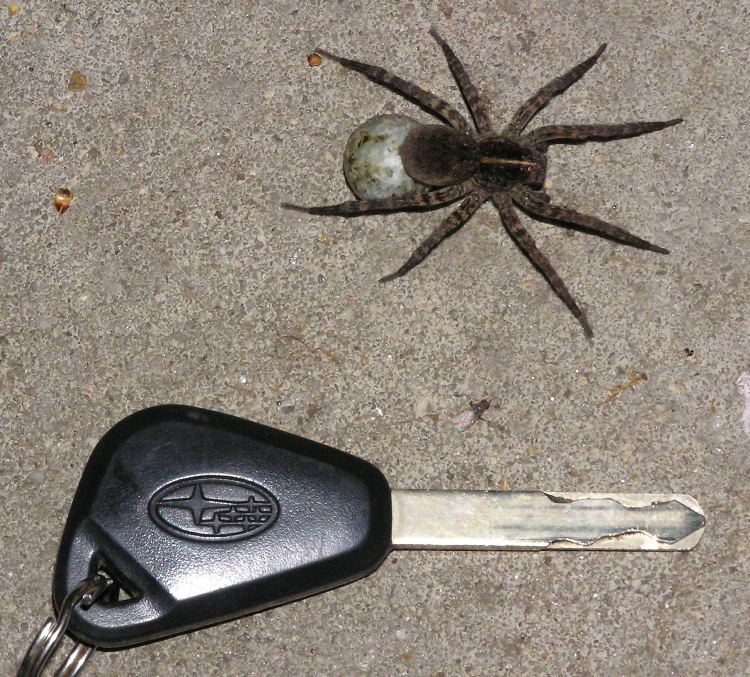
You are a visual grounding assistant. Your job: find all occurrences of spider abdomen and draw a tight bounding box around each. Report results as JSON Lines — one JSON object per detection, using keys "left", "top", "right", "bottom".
{"left": 399, "top": 125, "right": 480, "bottom": 187}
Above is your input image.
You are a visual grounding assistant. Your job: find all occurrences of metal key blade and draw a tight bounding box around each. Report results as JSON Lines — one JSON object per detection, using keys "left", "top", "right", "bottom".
{"left": 391, "top": 490, "right": 705, "bottom": 551}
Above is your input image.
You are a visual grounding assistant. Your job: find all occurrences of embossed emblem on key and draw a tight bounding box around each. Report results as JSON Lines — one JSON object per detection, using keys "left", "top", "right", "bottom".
{"left": 148, "top": 476, "right": 280, "bottom": 542}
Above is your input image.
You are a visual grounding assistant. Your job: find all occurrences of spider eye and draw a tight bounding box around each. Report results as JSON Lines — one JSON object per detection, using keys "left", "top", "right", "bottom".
{"left": 343, "top": 115, "right": 431, "bottom": 200}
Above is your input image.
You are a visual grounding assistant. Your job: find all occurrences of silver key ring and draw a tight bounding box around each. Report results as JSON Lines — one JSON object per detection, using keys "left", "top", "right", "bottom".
{"left": 17, "top": 574, "right": 112, "bottom": 677}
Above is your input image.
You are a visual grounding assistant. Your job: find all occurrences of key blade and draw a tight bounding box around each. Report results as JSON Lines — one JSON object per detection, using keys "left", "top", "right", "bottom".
{"left": 391, "top": 490, "right": 705, "bottom": 551}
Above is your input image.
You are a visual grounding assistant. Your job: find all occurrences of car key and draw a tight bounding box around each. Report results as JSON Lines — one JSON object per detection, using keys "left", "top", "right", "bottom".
{"left": 18, "top": 404, "right": 705, "bottom": 676}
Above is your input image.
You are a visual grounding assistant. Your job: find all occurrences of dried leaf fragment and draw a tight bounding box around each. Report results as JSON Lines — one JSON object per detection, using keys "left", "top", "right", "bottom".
{"left": 439, "top": 0, "right": 453, "bottom": 19}
{"left": 68, "top": 70, "right": 88, "bottom": 92}
{"left": 34, "top": 141, "right": 55, "bottom": 163}
{"left": 8, "top": 2, "right": 20, "bottom": 17}
{"left": 54, "top": 187, "right": 73, "bottom": 213}
{"left": 307, "top": 53, "right": 321, "bottom": 67}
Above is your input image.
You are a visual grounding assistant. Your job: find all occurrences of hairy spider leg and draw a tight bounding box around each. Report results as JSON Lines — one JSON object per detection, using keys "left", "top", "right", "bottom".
{"left": 511, "top": 186, "right": 669, "bottom": 254}
{"left": 428, "top": 28, "right": 493, "bottom": 133}
{"left": 494, "top": 194, "right": 593, "bottom": 338}
{"left": 281, "top": 183, "right": 471, "bottom": 216}
{"left": 522, "top": 188, "right": 552, "bottom": 203}
{"left": 379, "top": 192, "right": 485, "bottom": 283}
{"left": 316, "top": 49, "right": 471, "bottom": 134}
{"left": 506, "top": 44, "right": 607, "bottom": 134}
{"left": 528, "top": 118, "right": 683, "bottom": 146}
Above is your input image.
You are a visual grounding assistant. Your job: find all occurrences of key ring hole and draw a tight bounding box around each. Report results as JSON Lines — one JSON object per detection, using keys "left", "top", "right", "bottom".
{"left": 89, "top": 557, "right": 140, "bottom": 606}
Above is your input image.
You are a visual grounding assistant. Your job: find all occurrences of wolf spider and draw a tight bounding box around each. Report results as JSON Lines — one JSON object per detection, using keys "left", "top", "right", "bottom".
{"left": 283, "top": 30, "right": 681, "bottom": 337}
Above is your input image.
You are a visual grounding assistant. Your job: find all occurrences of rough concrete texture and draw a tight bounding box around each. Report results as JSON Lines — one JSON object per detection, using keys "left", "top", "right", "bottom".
{"left": 2, "top": 0, "right": 749, "bottom": 675}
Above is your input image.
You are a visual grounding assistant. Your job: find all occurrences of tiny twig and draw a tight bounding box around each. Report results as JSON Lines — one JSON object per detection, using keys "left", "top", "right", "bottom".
{"left": 599, "top": 370, "right": 648, "bottom": 406}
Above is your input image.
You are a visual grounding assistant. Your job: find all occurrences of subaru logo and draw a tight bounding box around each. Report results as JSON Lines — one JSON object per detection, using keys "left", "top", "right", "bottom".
{"left": 148, "top": 475, "right": 280, "bottom": 542}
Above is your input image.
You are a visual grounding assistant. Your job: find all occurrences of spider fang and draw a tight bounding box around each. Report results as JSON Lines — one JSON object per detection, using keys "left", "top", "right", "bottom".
{"left": 478, "top": 157, "right": 537, "bottom": 169}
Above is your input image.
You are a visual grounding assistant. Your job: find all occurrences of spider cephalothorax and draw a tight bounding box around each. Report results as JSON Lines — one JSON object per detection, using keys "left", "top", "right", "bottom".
{"left": 283, "top": 30, "right": 681, "bottom": 337}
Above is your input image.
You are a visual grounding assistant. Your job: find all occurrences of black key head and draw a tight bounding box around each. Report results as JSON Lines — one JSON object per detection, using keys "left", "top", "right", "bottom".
{"left": 53, "top": 405, "right": 391, "bottom": 648}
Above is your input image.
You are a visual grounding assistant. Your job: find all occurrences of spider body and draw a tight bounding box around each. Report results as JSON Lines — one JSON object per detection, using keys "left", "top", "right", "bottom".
{"left": 283, "top": 30, "right": 681, "bottom": 337}
{"left": 400, "top": 126, "right": 547, "bottom": 193}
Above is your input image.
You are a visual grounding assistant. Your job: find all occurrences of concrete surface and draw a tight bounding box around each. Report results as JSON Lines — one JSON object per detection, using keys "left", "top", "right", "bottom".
{"left": 2, "top": 0, "right": 748, "bottom": 675}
